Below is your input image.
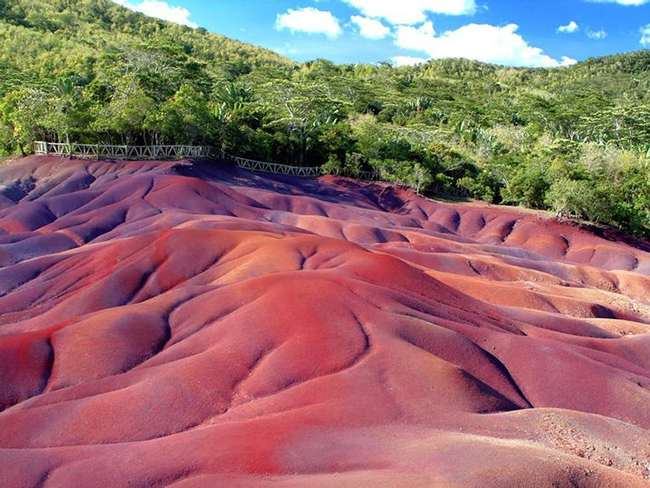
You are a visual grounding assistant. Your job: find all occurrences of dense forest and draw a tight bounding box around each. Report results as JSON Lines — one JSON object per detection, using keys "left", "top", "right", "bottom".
{"left": 0, "top": 0, "right": 648, "bottom": 237}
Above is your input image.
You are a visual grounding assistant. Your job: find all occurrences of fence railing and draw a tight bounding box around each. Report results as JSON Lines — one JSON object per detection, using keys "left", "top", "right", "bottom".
{"left": 34, "top": 142, "right": 214, "bottom": 160}
{"left": 34, "top": 141, "right": 322, "bottom": 177}
{"left": 225, "top": 154, "right": 321, "bottom": 178}
{"left": 33, "top": 141, "right": 417, "bottom": 190}
{"left": 327, "top": 167, "right": 379, "bottom": 181}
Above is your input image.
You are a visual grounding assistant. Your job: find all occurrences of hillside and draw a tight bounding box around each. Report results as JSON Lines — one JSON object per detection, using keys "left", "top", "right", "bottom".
{"left": 0, "top": 156, "right": 648, "bottom": 486}
{"left": 0, "top": 0, "right": 648, "bottom": 239}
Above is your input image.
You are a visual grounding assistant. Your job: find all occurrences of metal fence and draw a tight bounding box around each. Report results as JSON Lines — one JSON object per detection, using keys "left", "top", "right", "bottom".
{"left": 33, "top": 141, "right": 416, "bottom": 189}
{"left": 34, "top": 142, "right": 214, "bottom": 160}
{"left": 226, "top": 154, "right": 321, "bottom": 178}
{"left": 327, "top": 167, "right": 380, "bottom": 181}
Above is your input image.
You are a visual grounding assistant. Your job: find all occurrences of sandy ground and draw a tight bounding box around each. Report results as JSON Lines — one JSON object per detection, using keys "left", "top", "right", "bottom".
{"left": 0, "top": 156, "right": 648, "bottom": 487}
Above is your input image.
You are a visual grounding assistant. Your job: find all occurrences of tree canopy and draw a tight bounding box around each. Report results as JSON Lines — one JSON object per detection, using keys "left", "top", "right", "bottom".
{"left": 0, "top": 0, "right": 648, "bottom": 237}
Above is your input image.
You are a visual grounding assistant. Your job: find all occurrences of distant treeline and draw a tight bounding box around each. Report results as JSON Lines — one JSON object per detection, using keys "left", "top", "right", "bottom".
{"left": 0, "top": 0, "right": 648, "bottom": 237}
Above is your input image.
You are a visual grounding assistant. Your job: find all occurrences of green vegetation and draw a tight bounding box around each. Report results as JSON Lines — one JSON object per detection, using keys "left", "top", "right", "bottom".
{"left": 0, "top": 0, "right": 648, "bottom": 237}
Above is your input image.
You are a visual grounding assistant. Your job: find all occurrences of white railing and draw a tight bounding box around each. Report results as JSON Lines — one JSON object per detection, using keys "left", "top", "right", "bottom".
{"left": 34, "top": 141, "right": 321, "bottom": 177}
{"left": 33, "top": 141, "right": 416, "bottom": 189}
{"left": 34, "top": 142, "right": 214, "bottom": 160}
{"left": 327, "top": 167, "right": 379, "bottom": 181}
{"left": 227, "top": 155, "right": 321, "bottom": 178}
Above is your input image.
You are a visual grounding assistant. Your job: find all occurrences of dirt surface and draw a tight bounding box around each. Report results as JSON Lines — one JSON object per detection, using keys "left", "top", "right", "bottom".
{"left": 0, "top": 156, "right": 648, "bottom": 487}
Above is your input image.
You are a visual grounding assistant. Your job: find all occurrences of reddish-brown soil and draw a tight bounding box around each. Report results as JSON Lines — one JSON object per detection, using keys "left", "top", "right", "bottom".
{"left": 0, "top": 156, "right": 649, "bottom": 487}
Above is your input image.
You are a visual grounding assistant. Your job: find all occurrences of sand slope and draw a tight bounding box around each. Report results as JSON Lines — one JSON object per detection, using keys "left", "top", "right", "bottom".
{"left": 0, "top": 156, "right": 649, "bottom": 487}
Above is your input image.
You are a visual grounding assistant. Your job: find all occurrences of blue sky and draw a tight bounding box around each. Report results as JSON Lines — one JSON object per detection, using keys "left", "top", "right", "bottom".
{"left": 114, "top": 0, "right": 650, "bottom": 67}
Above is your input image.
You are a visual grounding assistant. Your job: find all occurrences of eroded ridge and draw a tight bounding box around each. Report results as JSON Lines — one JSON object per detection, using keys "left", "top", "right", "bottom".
{"left": 0, "top": 157, "right": 649, "bottom": 487}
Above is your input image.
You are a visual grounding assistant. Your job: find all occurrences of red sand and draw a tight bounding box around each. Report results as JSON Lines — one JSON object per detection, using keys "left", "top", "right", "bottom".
{"left": 0, "top": 156, "right": 648, "bottom": 487}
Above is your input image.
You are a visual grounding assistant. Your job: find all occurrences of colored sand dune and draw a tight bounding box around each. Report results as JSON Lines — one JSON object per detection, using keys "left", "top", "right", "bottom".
{"left": 0, "top": 156, "right": 648, "bottom": 487}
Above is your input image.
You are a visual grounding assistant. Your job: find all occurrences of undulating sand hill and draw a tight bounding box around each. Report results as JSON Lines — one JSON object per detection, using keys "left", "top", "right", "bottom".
{"left": 0, "top": 156, "right": 648, "bottom": 487}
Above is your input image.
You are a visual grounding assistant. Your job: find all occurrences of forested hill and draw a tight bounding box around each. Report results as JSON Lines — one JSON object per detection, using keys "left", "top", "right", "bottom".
{"left": 0, "top": 0, "right": 648, "bottom": 237}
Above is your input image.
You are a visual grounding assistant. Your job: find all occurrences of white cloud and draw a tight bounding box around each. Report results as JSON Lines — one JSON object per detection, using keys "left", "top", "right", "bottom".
{"left": 641, "top": 24, "right": 650, "bottom": 46}
{"left": 342, "top": 0, "right": 477, "bottom": 25}
{"left": 391, "top": 56, "right": 429, "bottom": 66}
{"left": 586, "top": 0, "right": 649, "bottom": 5}
{"left": 394, "top": 20, "right": 437, "bottom": 47}
{"left": 560, "top": 56, "right": 578, "bottom": 66}
{"left": 351, "top": 16, "right": 391, "bottom": 39}
{"left": 113, "top": 0, "right": 196, "bottom": 27}
{"left": 276, "top": 7, "right": 342, "bottom": 38}
{"left": 557, "top": 21, "right": 580, "bottom": 33}
{"left": 586, "top": 28, "right": 607, "bottom": 39}
{"left": 394, "top": 22, "right": 575, "bottom": 68}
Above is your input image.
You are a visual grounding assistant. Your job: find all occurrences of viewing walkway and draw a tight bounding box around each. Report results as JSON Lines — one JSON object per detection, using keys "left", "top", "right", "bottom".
{"left": 33, "top": 141, "right": 411, "bottom": 189}
{"left": 34, "top": 141, "right": 213, "bottom": 161}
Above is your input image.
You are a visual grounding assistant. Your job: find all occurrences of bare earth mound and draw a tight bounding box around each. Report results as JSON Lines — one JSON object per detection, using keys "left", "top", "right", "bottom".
{"left": 0, "top": 156, "right": 648, "bottom": 487}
